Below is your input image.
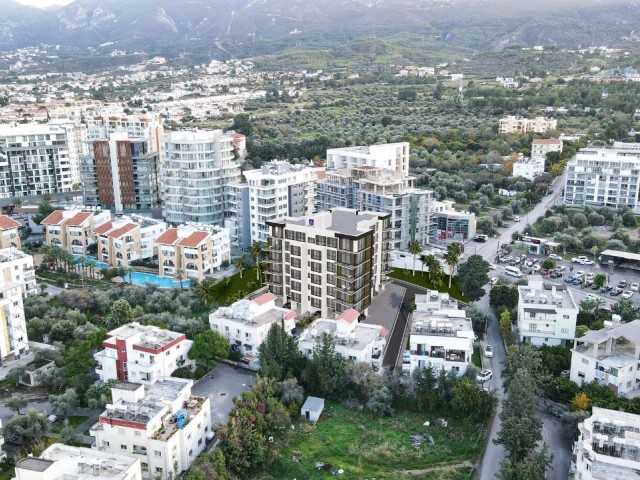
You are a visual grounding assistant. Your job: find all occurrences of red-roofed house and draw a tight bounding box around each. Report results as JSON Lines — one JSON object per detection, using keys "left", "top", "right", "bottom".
{"left": 42, "top": 209, "right": 111, "bottom": 256}
{"left": 209, "top": 291, "right": 296, "bottom": 356}
{"left": 96, "top": 214, "right": 166, "bottom": 268}
{"left": 0, "top": 215, "right": 21, "bottom": 249}
{"left": 531, "top": 138, "right": 563, "bottom": 157}
{"left": 156, "top": 224, "right": 230, "bottom": 281}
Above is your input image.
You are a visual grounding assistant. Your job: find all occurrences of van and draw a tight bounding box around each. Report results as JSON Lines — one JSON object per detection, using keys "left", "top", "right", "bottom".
{"left": 505, "top": 266, "right": 523, "bottom": 278}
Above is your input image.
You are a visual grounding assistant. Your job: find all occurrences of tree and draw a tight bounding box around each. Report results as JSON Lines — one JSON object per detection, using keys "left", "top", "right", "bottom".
{"left": 346, "top": 361, "right": 383, "bottom": 402}
{"left": 366, "top": 387, "right": 394, "bottom": 416}
{"left": 303, "top": 333, "right": 347, "bottom": 399}
{"left": 444, "top": 243, "right": 463, "bottom": 288}
{"left": 174, "top": 269, "right": 186, "bottom": 290}
{"left": 278, "top": 378, "right": 304, "bottom": 406}
{"left": 124, "top": 266, "right": 134, "bottom": 284}
{"left": 185, "top": 449, "right": 234, "bottom": 480}
{"left": 451, "top": 377, "right": 495, "bottom": 422}
{"left": 258, "top": 321, "right": 304, "bottom": 381}
{"left": 540, "top": 258, "right": 555, "bottom": 270}
{"left": 594, "top": 273, "right": 607, "bottom": 288}
{"left": 219, "top": 408, "right": 268, "bottom": 476}
{"left": 622, "top": 209, "right": 637, "bottom": 228}
{"left": 188, "top": 330, "right": 229, "bottom": 370}
{"left": 49, "top": 388, "right": 78, "bottom": 417}
{"left": 407, "top": 240, "right": 422, "bottom": 276}
{"left": 467, "top": 304, "right": 491, "bottom": 333}
{"left": 249, "top": 242, "right": 264, "bottom": 282}
{"left": 4, "top": 409, "right": 49, "bottom": 444}
{"left": 612, "top": 298, "right": 638, "bottom": 323}
{"left": 497, "top": 448, "right": 553, "bottom": 480}
{"left": 110, "top": 299, "right": 134, "bottom": 328}
{"left": 490, "top": 284, "right": 519, "bottom": 311}
{"left": 195, "top": 279, "right": 218, "bottom": 305}
{"left": 6, "top": 393, "right": 28, "bottom": 415}
{"left": 234, "top": 257, "right": 246, "bottom": 279}
{"left": 570, "top": 392, "right": 592, "bottom": 411}
{"left": 457, "top": 254, "right": 490, "bottom": 301}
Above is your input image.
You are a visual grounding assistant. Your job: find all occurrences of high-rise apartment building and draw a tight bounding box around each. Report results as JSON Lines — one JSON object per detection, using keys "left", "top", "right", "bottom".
{"left": 564, "top": 145, "right": 640, "bottom": 210}
{"left": 0, "top": 123, "right": 74, "bottom": 198}
{"left": 81, "top": 115, "right": 164, "bottom": 213}
{"left": 0, "top": 248, "right": 37, "bottom": 297}
{"left": 162, "top": 130, "right": 241, "bottom": 225}
{"left": 498, "top": 116, "right": 557, "bottom": 134}
{"left": 0, "top": 282, "right": 29, "bottom": 361}
{"left": 49, "top": 117, "right": 88, "bottom": 186}
{"left": 227, "top": 161, "right": 320, "bottom": 247}
{"left": 265, "top": 208, "right": 390, "bottom": 317}
{"left": 326, "top": 143, "right": 410, "bottom": 175}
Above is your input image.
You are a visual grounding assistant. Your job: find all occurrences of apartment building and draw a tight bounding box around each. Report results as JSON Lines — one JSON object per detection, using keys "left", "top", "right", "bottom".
{"left": 81, "top": 115, "right": 164, "bottom": 213}
{"left": 41, "top": 208, "right": 111, "bottom": 256}
{"left": 0, "top": 248, "right": 37, "bottom": 297}
{"left": 0, "top": 282, "right": 29, "bottom": 361}
{"left": 229, "top": 160, "right": 320, "bottom": 246}
{"left": 512, "top": 155, "right": 546, "bottom": 181}
{"left": 498, "top": 116, "right": 557, "bottom": 134}
{"left": 265, "top": 208, "right": 391, "bottom": 318}
{"left": 517, "top": 279, "right": 578, "bottom": 346}
{"left": 298, "top": 309, "right": 388, "bottom": 369}
{"left": 14, "top": 443, "right": 142, "bottom": 480}
{"left": 326, "top": 143, "right": 410, "bottom": 176}
{"left": 572, "top": 407, "right": 640, "bottom": 480}
{"left": 49, "top": 117, "right": 89, "bottom": 185}
{"left": 0, "top": 215, "right": 21, "bottom": 249}
{"left": 156, "top": 224, "right": 230, "bottom": 281}
{"left": 429, "top": 200, "right": 477, "bottom": 241}
{"left": 531, "top": 138, "right": 563, "bottom": 157}
{"left": 0, "top": 123, "right": 74, "bottom": 198}
{"left": 90, "top": 379, "right": 211, "bottom": 479}
{"left": 316, "top": 164, "right": 433, "bottom": 251}
{"left": 408, "top": 291, "right": 473, "bottom": 376}
{"left": 162, "top": 130, "right": 241, "bottom": 226}
{"left": 564, "top": 145, "right": 640, "bottom": 210}
{"left": 94, "top": 323, "right": 194, "bottom": 384}
{"left": 209, "top": 292, "right": 297, "bottom": 357}
{"left": 570, "top": 320, "right": 640, "bottom": 396}
{"left": 95, "top": 215, "right": 167, "bottom": 268}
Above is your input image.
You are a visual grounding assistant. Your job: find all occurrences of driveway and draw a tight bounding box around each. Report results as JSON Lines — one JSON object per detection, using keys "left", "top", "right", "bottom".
{"left": 362, "top": 283, "right": 406, "bottom": 367}
{"left": 191, "top": 362, "right": 255, "bottom": 427}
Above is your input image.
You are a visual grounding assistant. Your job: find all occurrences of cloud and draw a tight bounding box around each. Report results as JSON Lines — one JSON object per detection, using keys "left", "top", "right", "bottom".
{"left": 14, "top": 0, "right": 75, "bottom": 8}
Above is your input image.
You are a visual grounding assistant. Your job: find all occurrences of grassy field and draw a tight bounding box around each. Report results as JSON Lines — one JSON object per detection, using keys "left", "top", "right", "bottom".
{"left": 388, "top": 268, "right": 469, "bottom": 303}
{"left": 255, "top": 402, "right": 484, "bottom": 479}
{"left": 50, "top": 416, "right": 89, "bottom": 434}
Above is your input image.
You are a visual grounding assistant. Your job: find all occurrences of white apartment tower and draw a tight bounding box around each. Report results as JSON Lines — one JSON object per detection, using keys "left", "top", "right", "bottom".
{"left": 265, "top": 208, "right": 391, "bottom": 318}
{"left": 162, "top": 130, "right": 241, "bottom": 225}
{"left": 0, "top": 123, "right": 74, "bottom": 198}
{"left": 49, "top": 117, "right": 89, "bottom": 186}
{"left": 564, "top": 145, "right": 640, "bottom": 210}
{"left": 326, "top": 143, "right": 410, "bottom": 175}
{"left": 0, "top": 248, "right": 37, "bottom": 297}
{"left": 0, "top": 283, "right": 29, "bottom": 361}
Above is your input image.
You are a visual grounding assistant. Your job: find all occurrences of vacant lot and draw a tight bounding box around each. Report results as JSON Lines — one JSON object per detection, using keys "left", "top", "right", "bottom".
{"left": 254, "top": 402, "right": 484, "bottom": 479}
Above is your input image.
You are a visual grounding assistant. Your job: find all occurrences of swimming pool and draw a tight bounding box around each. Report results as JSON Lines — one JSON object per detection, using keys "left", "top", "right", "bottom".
{"left": 75, "top": 256, "right": 190, "bottom": 288}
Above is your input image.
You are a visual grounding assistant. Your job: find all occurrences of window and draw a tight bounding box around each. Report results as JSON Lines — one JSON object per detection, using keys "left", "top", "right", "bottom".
{"left": 154, "top": 451, "right": 162, "bottom": 457}
{"left": 135, "top": 431, "right": 141, "bottom": 437}
{"left": 563, "top": 315, "right": 570, "bottom": 319}
{"left": 198, "top": 438, "right": 203, "bottom": 446}
{"left": 155, "top": 468, "right": 163, "bottom": 474}
{"left": 561, "top": 328, "right": 569, "bottom": 334}
{"left": 189, "top": 449, "right": 194, "bottom": 456}
{"left": 198, "top": 423, "right": 202, "bottom": 429}
{"left": 310, "top": 249, "right": 322, "bottom": 260}
{"left": 581, "top": 358, "right": 589, "bottom": 365}
{"left": 121, "top": 444, "right": 127, "bottom": 450}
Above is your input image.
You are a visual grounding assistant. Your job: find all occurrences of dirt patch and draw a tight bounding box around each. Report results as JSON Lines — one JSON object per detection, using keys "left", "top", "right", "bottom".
{"left": 398, "top": 460, "right": 474, "bottom": 476}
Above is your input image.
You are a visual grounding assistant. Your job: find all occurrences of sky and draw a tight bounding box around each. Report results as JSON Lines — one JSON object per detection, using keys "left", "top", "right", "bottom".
{"left": 14, "top": 0, "right": 74, "bottom": 7}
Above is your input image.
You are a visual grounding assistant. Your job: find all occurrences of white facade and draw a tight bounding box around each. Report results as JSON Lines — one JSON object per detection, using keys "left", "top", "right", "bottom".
{"left": 408, "top": 291, "right": 473, "bottom": 376}
{"left": 90, "top": 379, "right": 211, "bottom": 480}
{"left": 570, "top": 320, "right": 640, "bottom": 396}
{"left": 326, "top": 143, "right": 410, "bottom": 176}
{"left": 209, "top": 292, "right": 296, "bottom": 357}
{"left": 265, "top": 208, "right": 391, "bottom": 318}
{"left": 498, "top": 116, "right": 557, "bottom": 134}
{"left": 298, "top": 308, "right": 388, "bottom": 369}
{"left": 512, "top": 156, "right": 546, "bottom": 181}
{"left": 162, "top": 130, "right": 241, "bottom": 225}
{"left": 573, "top": 407, "right": 640, "bottom": 480}
{"left": 564, "top": 146, "right": 640, "bottom": 210}
{"left": 0, "top": 123, "right": 74, "bottom": 198}
{"left": 0, "top": 283, "right": 29, "bottom": 360}
{"left": 0, "top": 248, "right": 37, "bottom": 297}
{"left": 94, "top": 323, "right": 194, "bottom": 385}
{"left": 49, "top": 117, "right": 89, "bottom": 186}
{"left": 237, "top": 160, "right": 320, "bottom": 244}
{"left": 429, "top": 200, "right": 477, "bottom": 241}
{"left": 15, "top": 443, "right": 141, "bottom": 480}
{"left": 517, "top": 278, "right": 578, "bottom": 346}
{"left": 531, "top": 138, "right": 563, "bottom": 157}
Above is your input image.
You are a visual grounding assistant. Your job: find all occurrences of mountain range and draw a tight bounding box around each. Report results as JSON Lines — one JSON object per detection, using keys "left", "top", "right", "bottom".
{"left": 1, "top": 0, "right": 639, "bottom": 62}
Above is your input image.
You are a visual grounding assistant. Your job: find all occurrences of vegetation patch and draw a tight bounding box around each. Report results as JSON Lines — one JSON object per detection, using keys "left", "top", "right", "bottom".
{"left": 389, "top": 268, "right": 469, "bottom": 302}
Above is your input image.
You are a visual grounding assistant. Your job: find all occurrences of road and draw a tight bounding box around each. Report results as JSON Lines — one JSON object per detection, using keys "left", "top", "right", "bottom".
{"left": 476, "top": 172, "right": 567, "bottom": 480}
{"left": 362, "top": 283, "right": 406, "bottom": 368}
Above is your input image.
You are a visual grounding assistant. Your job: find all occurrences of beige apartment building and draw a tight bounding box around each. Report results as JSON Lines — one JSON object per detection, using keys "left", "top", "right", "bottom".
{"left": 155, "top": 224, "right": 230, "bottom": 281}
{"left": 41, "top": 209, "right": 111, "bottom": 256}
{"left": 0, "top": 215, "right": 21, "bottom": 250}
{"left": 94, "top": 215, "right": 167, "bottom": 268}
{"left": 498, "top": 116, "right": 557, "bottom": 134}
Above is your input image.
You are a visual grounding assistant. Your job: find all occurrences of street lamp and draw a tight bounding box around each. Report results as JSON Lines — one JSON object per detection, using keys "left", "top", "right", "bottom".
{"left": 608, "top": 260, "right": 614, "bottom": 285}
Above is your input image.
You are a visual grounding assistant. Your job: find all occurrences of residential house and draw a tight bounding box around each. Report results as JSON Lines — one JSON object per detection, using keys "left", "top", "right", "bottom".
{"left": 41, "top": 208, "right": 111, "bottom": 256}
{"left": 0, "top": 215, "right": 21, "bottom": 249}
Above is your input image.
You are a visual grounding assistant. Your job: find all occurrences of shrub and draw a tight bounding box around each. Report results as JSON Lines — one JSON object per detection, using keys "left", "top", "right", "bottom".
{"left": 194, "top": 366, "right": 206, "bottom": 379}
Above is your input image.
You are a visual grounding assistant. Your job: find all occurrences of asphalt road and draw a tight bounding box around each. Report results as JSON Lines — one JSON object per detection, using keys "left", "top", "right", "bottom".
{"left": 362, "top": 283, "right": 406, "bottom": 368}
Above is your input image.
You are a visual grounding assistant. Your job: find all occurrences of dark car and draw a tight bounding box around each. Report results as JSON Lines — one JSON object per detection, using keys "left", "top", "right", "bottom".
{"left": 572, "top": 278, "right": 582, "bottom": 286}
{"left": 611, "top": 288, "right": 624, "bottom": 296}
{"left": 550, "top": 271, "right": 563, "bottom": 278}
{"left": 565, "top": 276, "right": 575, "bottom": 283}
{"left": 541, "top": 269, "right": 551, "bottom": 276}
{"left": 618, "top": 281, "right": 628, "bottom": 289}
{"left": 591, "top": 283, "right": 601, "bottom": 290}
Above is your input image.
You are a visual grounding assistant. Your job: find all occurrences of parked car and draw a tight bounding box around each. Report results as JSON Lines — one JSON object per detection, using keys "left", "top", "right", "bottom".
{"left": 565, "top": 276, "right": 575, "bottom": 283}
{"left": 585, "top": 293, "right": 599, "bottom": 301}
{"left": 483, "top": 345, "right": 494, "bottom": 358}
{"left": 499, "top": 256, "right": 513, "bottom": 263}
{"left": 572, "top": 278, "right": 582, "bottom": 286}
{"left": 489, "top": 263, "right": 498, "bottom": 270}
{"left": 476, "top": 369, "right": 493, "bottom": 383}
{"left": 555, "top": 266, "right": 567, "bottom": 272}
{"left": 622, "top": 290, "right": 634, "bottom": 299}
{"left": 531, "top": 264, "right": 541, "bottom": 272}
{"left": 574, "top": 271, "right": 585, "bottom": 278}
{"left": 618, "top": 280, "right": 628, "bottom": 289}
{"left": 591, "top": 283, "right": 601, "bottom": 290}
{"left": 548, "top": 253, "right": 563, "bottom": 261}
{"left": 581, "top": 259, "right": 595, "bottom": 265}
{"left": 572, "top": 256, "right": 588, "bottom": 263}
{"left": 513, "top": 216, "right": 521, "bottom": 222}
{"left": 600, "top": 285, "right": 613, "bottom": 293}
{"left": 550, "top": 271, "right": 563, "bottom": 278}
{"left": 489, "top": 277, "right": 498, "bottom": 286}
{"left": 541, "top": 269, "right": 551, "bottom": 276}
{"left": 585, "top": 273, "right": 595, "bottom": 280}
{"left": 632, "top": 283, "right": 640, "bottom": 292}
{"left": 610, "top": 288, "right": 624, "bottom": 296}
{"left": 584, "top": 279, "right": 594, "bottom": 287}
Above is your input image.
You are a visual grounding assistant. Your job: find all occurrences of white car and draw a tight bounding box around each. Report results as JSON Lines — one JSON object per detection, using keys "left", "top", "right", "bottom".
{"left": 484, "top": 345, "right": 494, "bottom": 358}
{"left": 572, "top": 256, "right": 588, "bottom": 263}
{"left": 548, "top": 254, "right": 563, "bottom": 261}
{"left": 47, "top": 414, "right": 57, "bottom": 423}
{"left": 585, "top": 273, "right": 595, "bottom": 280}
{"left": 622, "top": 290, "right": 634, "bottom": 299}
{"left": 489, "top": 277, "right": 498, "bottom": 286}
{"left": 531, "top": 264, "right": 541, "bottom": 272}
{"left": 631, "top": 283, "right": 640, "bottom": 292}
{"left": 513, "top": 216, "right": 521, "bottom": 222}
{"left": 574, "top": 270, "right": 585, "bottom": 278}
{"left": 585, "top": 293, "right": 599, "bottom": 301}
{"left": 555, "top": 266, "right": 567, "bottom": 272}
{"left": 581, "top": 259, "right": 595, "bottom": 265}
{"left": 489, "top": 263, "right": 498, "bottom": 270}
{"left": 476, "top": 369, "right": 493, "bottom": 383}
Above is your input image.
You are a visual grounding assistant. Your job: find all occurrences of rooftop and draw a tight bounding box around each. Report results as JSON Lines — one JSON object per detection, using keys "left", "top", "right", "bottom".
{"left": 0, "top": 247, "right": 32, "bottom": 264}
{"left": 299, "top": 318, "right": 385, "bottom": 351}
{"left": 211, "top": 296, "right": 296, "bottom": 328}
{"left": 156, "top": 224, "right": 227, "bottom": 247}
{"left": 518, "top": 278, "right": 577, "bottom": 310}
{"left": 532, "top": 138, "right": 562, "bottom": 145}
{"left": 280, "top": 208, "right": 387, "bottom": 236}
{"left": 103, "top": 323, "right": 185, "bottom": 351}
{"left": 574, "top": 320, "right": 640, "bottom": 363}
{"left": 410, "top": 310, "right": 474, "bottom": 337}
{"left": 0, "top": 215, "right": 20, "bottom": 230}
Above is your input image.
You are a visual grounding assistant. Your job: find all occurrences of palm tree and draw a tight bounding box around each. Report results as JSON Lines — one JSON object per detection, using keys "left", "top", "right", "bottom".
{"left": 249, "top": 241, "right": 264, "bottom": 281}
{"left": 174, "top": 269, "right": 186, "bottom": 290}
{"left": 195, "top": 279, "right": 217, "bottom": 304}
{"left": 421, "top": 254, "right": 442, "bottom": 282}
{"left": 407, "top": 240, "right": 422, "bottom": 276}
{"left": 86, "top": 259, "right": 97, "bottom": 279}
{"left": 444, "top": 242, "right": 462, "bottom": 289}
{"left": 124, "top": 266, "right": 134, "bottom": 284}
{"left": 234, "top": 257, "right": 246, "bottom": 279}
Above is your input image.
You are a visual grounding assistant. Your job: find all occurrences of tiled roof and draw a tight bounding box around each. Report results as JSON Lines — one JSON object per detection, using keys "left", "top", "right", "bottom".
{"left": 94, "top": 221, "right": 115, "bottom": 235}
{"left": 532, "top": 138, "right": 562, "bottom": 145}
{"left": 177, "top": 231, "right": 209, "bottom": 248}
{"left": 62, "top": 211, "right": 92, "bottom": 227}
{"left": 107, "top": 223, "right": 138, "bottom": 239}
{"left": 40, "top": 210, "right": 65, "bottom": 226}
{"left": 0, "top": 215, "right": 20, "bottom": 230}
{"left": 155, "top": 228, "right": 179, "bottom": 245}
{"left": 253, "top": 292, "right": 277, "bottom": 306}
{"left": 316, "top": 171, "right": 327, "bottom": 180}
{"left": 337, "top": 308, "right": 359, "bottom": 324}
